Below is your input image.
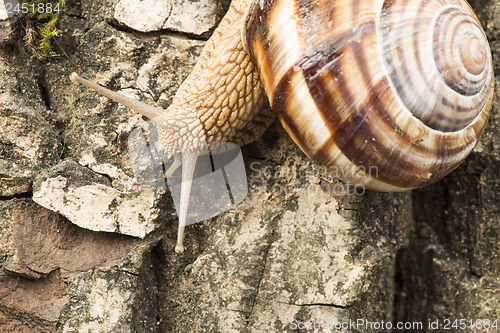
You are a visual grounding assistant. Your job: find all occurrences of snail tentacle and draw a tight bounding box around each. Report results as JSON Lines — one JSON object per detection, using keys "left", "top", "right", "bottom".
{"left": 70, "top": 0, "right": 273, "bottom": 253}
{"left": 70, "top": 72, "right": 165, "bottom": 121}
{"left": 70, "top": 0, "right": 493, "bottom": 253}
{"left": 174, "top": 151, "right": 199, "bottom": 254}
{"left": 164, "top": 156, "right": 182, "bottom": 179}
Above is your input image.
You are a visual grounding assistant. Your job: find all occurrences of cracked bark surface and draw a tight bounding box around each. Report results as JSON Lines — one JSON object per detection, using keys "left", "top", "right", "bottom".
{"left": 0, "top": 0, "right": 498, "bottom": 332}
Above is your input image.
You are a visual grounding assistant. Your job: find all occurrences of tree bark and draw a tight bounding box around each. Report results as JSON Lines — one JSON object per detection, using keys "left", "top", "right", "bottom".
{"left": 0, "top": 0, "right": 498, "bottom": 332}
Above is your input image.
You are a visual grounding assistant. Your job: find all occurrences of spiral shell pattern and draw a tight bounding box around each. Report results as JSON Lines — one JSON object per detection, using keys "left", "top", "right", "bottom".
{"left": 244, "top": 0, "right": 493, "bottom": 191}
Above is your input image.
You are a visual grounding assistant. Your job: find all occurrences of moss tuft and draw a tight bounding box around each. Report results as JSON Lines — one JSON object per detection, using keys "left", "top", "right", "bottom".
{"left": 22, "top": 0, "right": 64, "bottom": 58}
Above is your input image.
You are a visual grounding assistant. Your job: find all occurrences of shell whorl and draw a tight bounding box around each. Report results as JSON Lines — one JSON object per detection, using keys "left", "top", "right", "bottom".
{"left": 244, "top": 0, "right": 493, "bottom": 191}
{"left": 380, "top": 1, "right": 492, "bottom": 132}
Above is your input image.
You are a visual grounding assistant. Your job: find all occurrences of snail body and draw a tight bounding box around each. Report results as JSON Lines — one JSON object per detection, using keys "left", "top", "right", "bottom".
{"left": 70, "top": 0, "right": 493, "bottom": 252}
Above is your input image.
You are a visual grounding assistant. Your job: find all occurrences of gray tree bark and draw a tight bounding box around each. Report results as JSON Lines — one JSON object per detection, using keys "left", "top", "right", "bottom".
{"left": 0, "top": 0, "right": 498, "bottom": 332}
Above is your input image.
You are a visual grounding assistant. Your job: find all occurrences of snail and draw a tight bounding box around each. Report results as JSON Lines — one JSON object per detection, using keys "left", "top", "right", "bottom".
{"left": 70, "top": 0, "right": 494, "bottom": 253}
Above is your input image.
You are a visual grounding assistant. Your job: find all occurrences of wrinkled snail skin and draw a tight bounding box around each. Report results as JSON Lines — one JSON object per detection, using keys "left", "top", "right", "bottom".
{"left": 71, "top": 0, "right": 272, "bottom": 253}
{"left": 70, "top": 0, "right": 493, "bottom": 252}
{"left": 244, "top": 0, "right": 493, "bottom": 191}
{"left": 164, "top": 0, "right": 274, "bottom": 151}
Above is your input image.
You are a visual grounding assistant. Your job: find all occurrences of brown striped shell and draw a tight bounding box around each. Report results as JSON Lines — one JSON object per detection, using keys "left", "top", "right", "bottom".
{"left": 243, "top": 0, "right": 493, "bottom": 191}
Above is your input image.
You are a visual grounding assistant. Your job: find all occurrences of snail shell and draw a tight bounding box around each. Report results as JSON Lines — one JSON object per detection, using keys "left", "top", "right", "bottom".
{"left": 71, "top": 0, "right": 493, "bottom": 252}
{"left": 243, "top": 0, "right": 494, "bottom": 191}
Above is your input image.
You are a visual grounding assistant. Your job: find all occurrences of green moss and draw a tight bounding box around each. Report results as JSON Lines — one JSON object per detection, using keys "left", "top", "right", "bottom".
{"left": 23, "top": 0, "right": 64, "bottom": 58}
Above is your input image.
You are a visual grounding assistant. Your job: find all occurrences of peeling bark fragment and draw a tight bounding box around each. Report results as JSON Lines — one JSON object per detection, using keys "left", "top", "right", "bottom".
{"left": 33, "top": 160, "right": 164, "bottom": 238}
